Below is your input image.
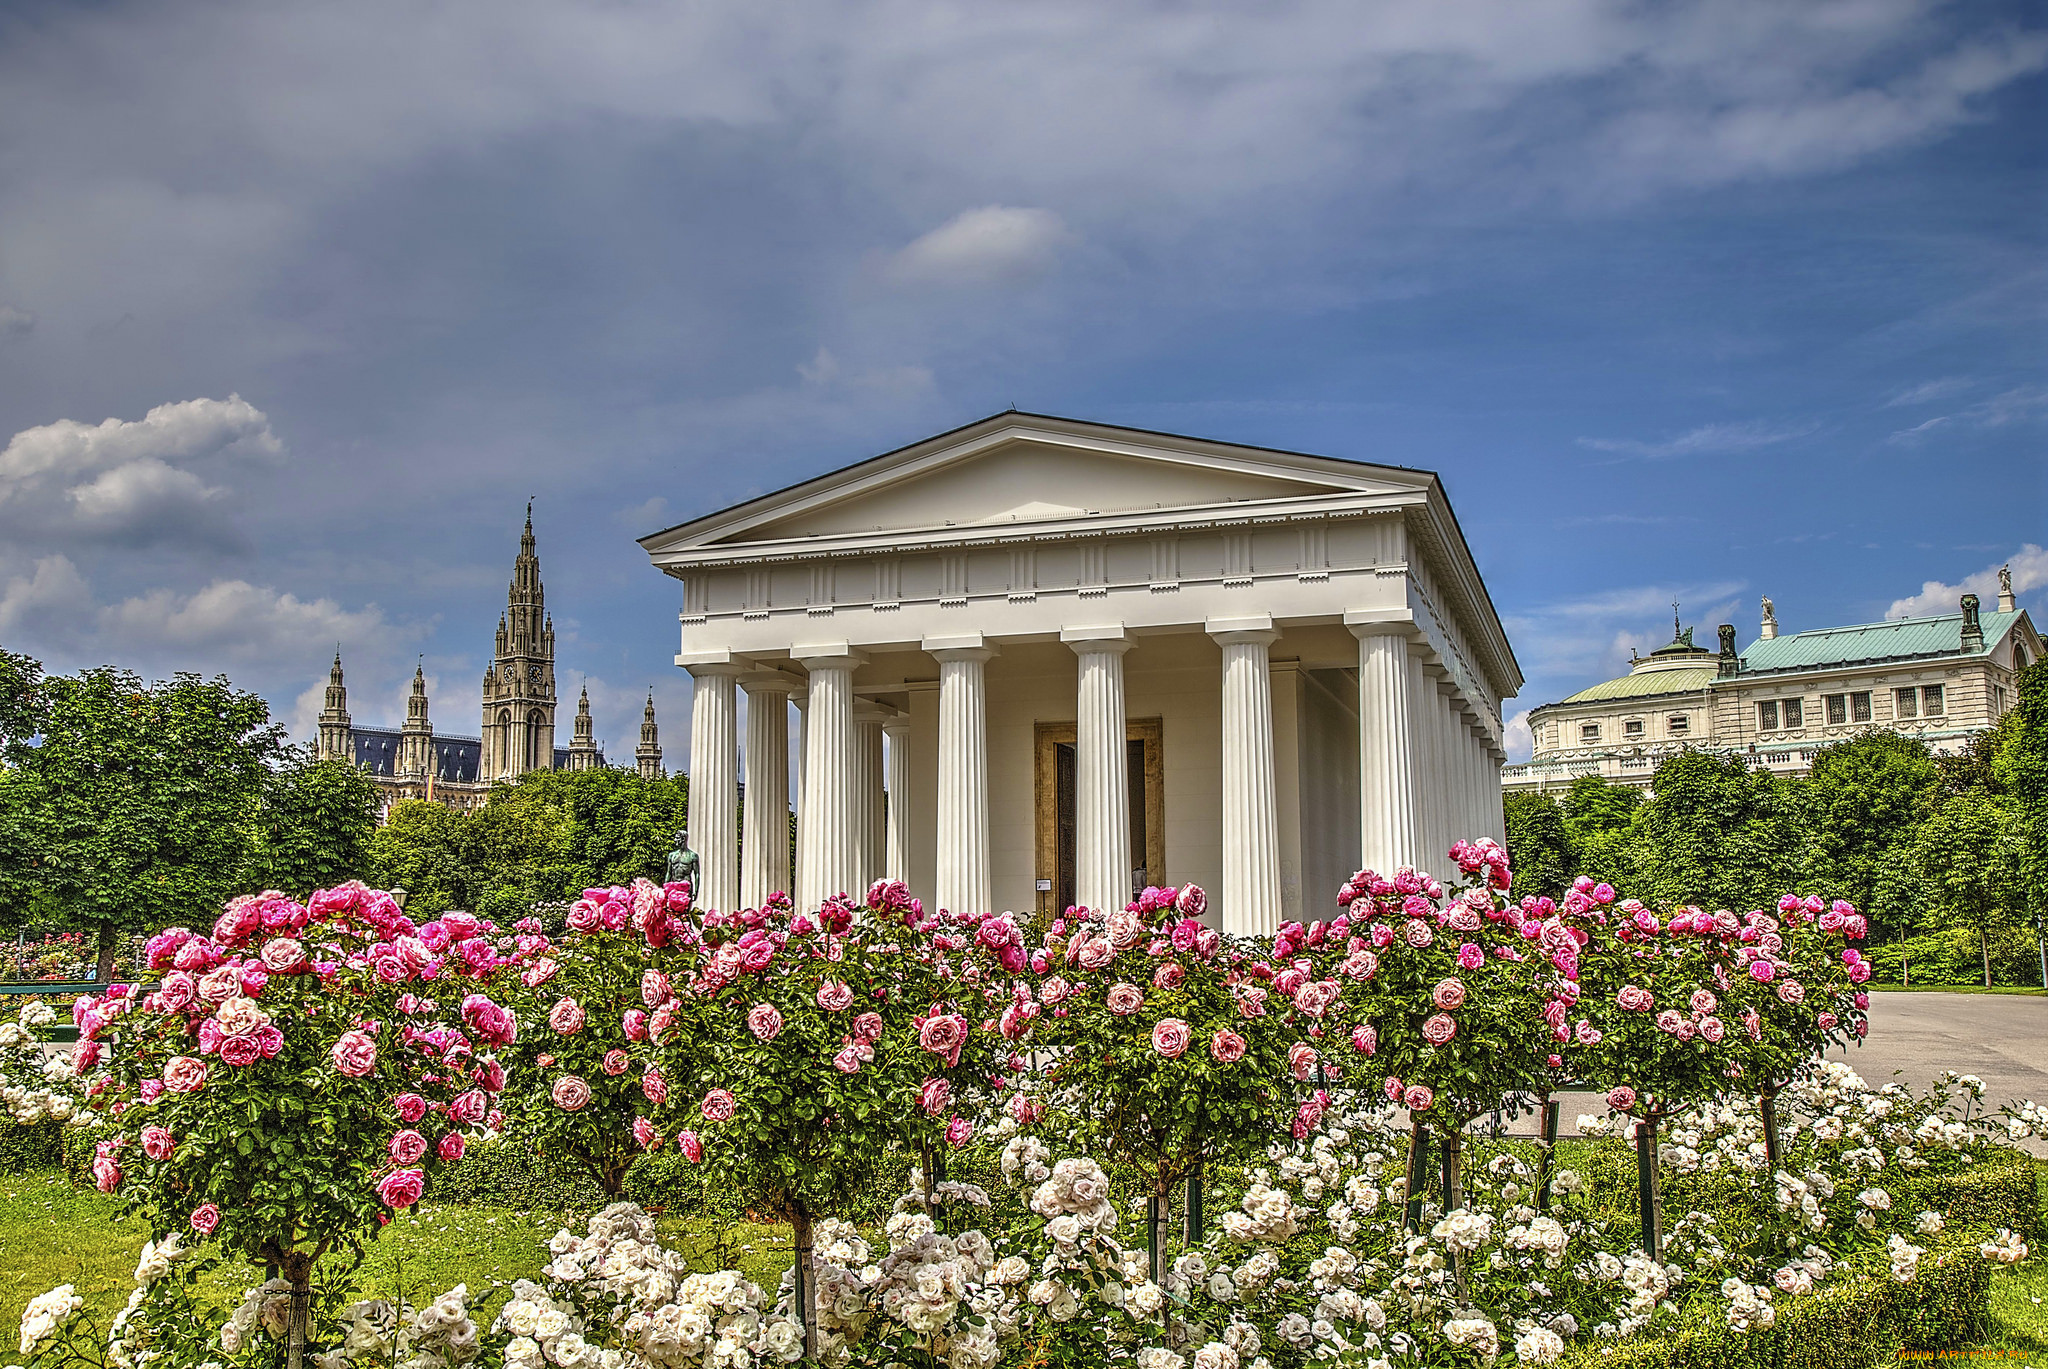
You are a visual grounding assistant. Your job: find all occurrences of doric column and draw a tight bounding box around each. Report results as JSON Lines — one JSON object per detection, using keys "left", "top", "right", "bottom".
{"left": 1064, "top": 627, "right": 1134, "bottom": 914}
{"left": 928, "top": 636, "right": 996, "bottom": 917}
{"left": 883, "top": 717, "right": 911, "bottom": 885}
{"left": 1209, "top": 618, "right": 1282, "bottom": 936}
{"left": 740, "top": 672, "right": 792, "bottom": 910}
{"left": 1351, "top": 628, "right": 1420, "bottom": 877}
{"left": 853, "top": 702, "right": 888, "bottom": 896}
{"left": 684, "top": 661, "right": 744, "bottom": 912}
{"left": 796, "top": 648, "right": 863, "bottom": 907}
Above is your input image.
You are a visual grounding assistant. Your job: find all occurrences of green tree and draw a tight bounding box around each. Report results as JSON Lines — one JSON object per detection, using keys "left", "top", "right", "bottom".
{"left": 1905, "top": 789, "right": 2026, "bottom": 987}
{"left": 1803, "top": 730, "right": 1938, "bottom": 937}
{"left": 367, "top": 799, "right": 469, "bottom": 915}
{"left": 2000, "top": 660, "right": 2048, "bottom": 978}
{"left": 255, "top": 747, "right": 382, "bottom": 898}
{"left": 0, "top": 668, "right": 282, "bottom": 976}
{"left": 1560, "top": 773, "right": 1642, "bottom": 885}
{"left": 1501, "top": 791, "right": 1573, "bottom": 899}
{"left": 1627, "top": 749, "right": 1801, "bottom": 912}
{"left": 0, "top": 647, "right": 43, "bottom": 751}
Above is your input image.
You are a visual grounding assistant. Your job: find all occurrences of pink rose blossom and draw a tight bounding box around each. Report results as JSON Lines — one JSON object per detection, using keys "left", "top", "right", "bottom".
{"left": 1402, "top": 1085, "right": 1434, "bottom": 1112}
{"left": 376, "top": 1169, "right": 425, "bottom": 1210}
{"left": 92, "top": 1154, "right": 121, "bottom": 1193}
{"left": 1210, "top": 1029, "right": 1246, "bottom": 1063}
{"left": 1151, "top": 1018, "right": 1191, "bottom": 1059}
{"left": 641, "top": 969, "right": 672, "bottom": 1007}
{"left": 1106, "top": 982, "right": 1145, "bottom": 1015}
{"left": 701, "top": 1088, "right": 738, "bottom": 1122}
{"left": 1615, "top": 985, "right": 1654, "bottom": 1012}
{"left": 260, "top": 938, "right": 306, "bottom": 972}
{"left": 449, "top": 1089, "right": 488, "bottom": 1126}
{"left": 218, "top": 1034, "right": 261, "bottom": 1068}
{"left": 677, "top": 1129, "right": 703, "bottom": 1163}
{"left": 162, "top": 1056, "right": 208, "bottom": 1093}
{"left": 622, "top": 1008, "right": 648, "bottom": 1041}
{"left": 393, "top": 1092, "right": 428, "bottom": 1124}
{"left": 1432, "top": 978, "right": 1467, "bottom": 1011}
{"left": 1289, "top": 1041, "right": 1318, "bottom": 1080}
{"left": 602, "top": 1049, "right": 630, "bottom": 1076}
{"left": 438, "top": 1132, "right": 466, "bottom": 1162}
{"left": 1607, "top": 1086, "right": 1637, "bottom": 1111}
{"left": 1776, "top": 979, "right": 1806, "bottom": 1004}
{"left": 1749, "top": 960, "right": 1776, "bottom": 984}
{"left": 1236, "top": 985, "right": 1269, "bottom": 1019}
{"left": 390, "top": 1130, "right": 429, "bottom": 1165}
{"left": 1422, "top": 1013, "right": 1457, "bottom": 1045}
{"left": 633, "top": 1116, "right": 660, "bottom": 1150}
{"left": 946, "top": 1116, "right": 973, "bottom": 1147}
{"left": 552, "top": 1075, "right": 593, "bottom": 1111}
{"left": 918, "top": 1013, "right": 968, "bottom": 1067}
{"left": 331, "top": 1030, "right": 378, "bottom": 1078}
{"left": 1351, "top": 1024, "right": 1378, "bottom": 1055}
{"left": 641, "top": 1070, "right": 667, "bottom": 1104}
{"left": 1690, "top": 989, "right": 1718, "bottom": 1015}
{"left": 816, "top": 979, "right": 854, "bottom": 1012}
{"left": 190, "top": 1202, "right": 221, "bottom": 1234}
{"left": 832, "top": 1045, "right": 865, "bottom": 1073}
{"left": 1152, "top": 961, "right": 1185, "bottom": 990}
{"left": 140, "top": 1126, "right": 175, "bottom": 1161}
{"left": 1456, "top": 942, "right": 1484, "bottom": 971}
{"left": 747, "top": 1003, "right": 784, "bottom": 1042}
{"left": 1402, "top": 920, "right": 1433, "bottom": 948}
{"left": 921, "top": 1077, "right": 952, "bottom": 1117}
{"left": 854, "top": 1012, "right": 884, "bottom": 1042}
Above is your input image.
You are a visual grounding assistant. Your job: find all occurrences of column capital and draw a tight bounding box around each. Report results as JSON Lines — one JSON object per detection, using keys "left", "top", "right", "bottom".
{"left": 1207, "top": 614, "right": 1279, "bottom": 648}
{"left": 928, "top": 644, "right": 996, "bottom": 665}
{"left": 739, "top": 667, "right": 800, "bottom": 696}
{"left": 880, "top": 716, "right": 911, "bottom": 738}
{"left": 677, "top": 650, "right": 748, "bottom": 673}
{"left": 922, "top": 632, "right": 993, "bottom": 655}
{"left": 1343, "top": 608, "right": 1416, "bottom": 640}
{"left": 795, "top": 644, "right": 867, "bottom": 673}
{"left": 1062, "top": 623, "right": 1133, "bottom": 654}
{"left": 852, "top": 699, "right": 894, "bottom": 724}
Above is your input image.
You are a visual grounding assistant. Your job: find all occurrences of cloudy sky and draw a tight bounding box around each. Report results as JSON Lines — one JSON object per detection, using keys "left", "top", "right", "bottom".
{"left": 0, "top": 0, "right": 2041, "bottom": 763}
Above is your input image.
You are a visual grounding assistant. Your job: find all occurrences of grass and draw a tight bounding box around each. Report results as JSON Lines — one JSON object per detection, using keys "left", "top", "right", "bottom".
{"left": 4, "top": 1153, "right": 2045, "bottom": 1366}
{"left": 1867, "top": 984, "right": 2048, "bottom": 996}
{"left": 0, "top": 1169, "right": 796, "bottom": 1343}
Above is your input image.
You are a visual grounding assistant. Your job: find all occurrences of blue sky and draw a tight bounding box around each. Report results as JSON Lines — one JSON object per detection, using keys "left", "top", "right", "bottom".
{"left": 0, "top": 0, "right": 2040, "bottom": 762}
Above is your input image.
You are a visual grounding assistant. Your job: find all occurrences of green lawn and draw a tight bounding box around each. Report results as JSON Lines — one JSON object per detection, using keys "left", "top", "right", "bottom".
{"left": 4, "top": 1160, "right": 2044, "bottom": 1366}
{"left": 0, "top": 1170, "right": 795, "bottom": 1344}
{"left": 1866, "top": 984, "right": 2048, "bottom": 996}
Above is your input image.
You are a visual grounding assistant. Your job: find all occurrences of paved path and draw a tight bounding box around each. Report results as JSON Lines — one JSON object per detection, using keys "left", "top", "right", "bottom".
{"left": 1493, "top": 991, "right": 2048, "bottom": 1141}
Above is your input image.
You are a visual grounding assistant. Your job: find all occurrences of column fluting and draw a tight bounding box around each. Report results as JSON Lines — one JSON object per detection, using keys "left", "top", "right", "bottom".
{"left": 1211, "top": 625, "right": 1282, "bottom": 935}
{"left": 931, "top": 644, "right": 995, "bottom": 917}
{"left": 740, "top": 674, "right": 791, "bottom": 910}
{"left": 685, "top": 663, "right": 743, "bottom": 912}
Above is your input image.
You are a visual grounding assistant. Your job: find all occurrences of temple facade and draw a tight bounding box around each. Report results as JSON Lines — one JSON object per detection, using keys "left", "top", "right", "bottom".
{"left": 640, "top": 412, "right": 1522, "bottom": 932}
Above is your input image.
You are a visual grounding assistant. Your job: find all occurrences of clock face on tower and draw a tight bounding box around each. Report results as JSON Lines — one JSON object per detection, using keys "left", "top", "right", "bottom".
{"left": 529, "top": 664, "right": 542, "bottom": 682}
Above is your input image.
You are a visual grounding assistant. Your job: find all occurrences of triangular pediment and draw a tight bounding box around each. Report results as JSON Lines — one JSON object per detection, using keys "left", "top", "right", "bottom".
{"left": 642, "top": 413, "right": 1427, "bottom": 555}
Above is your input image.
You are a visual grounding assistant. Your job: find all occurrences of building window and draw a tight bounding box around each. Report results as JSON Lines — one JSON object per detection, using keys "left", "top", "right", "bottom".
{"left": 1758, "top": 700, "right": 1778, "bottom": 731}
{"left": 1895, "top": 687, "right": 1917, "bottom": 719}
{"left": 1782, "top": 698, "right": 1803, "bottom": 728}
{"left": 1667, "top": 714, "right": 1690, "bottom": 735}
{"left": 1851, "top": 691, "right": 1872, "bottom": 722}
{"left": 1922, "top": 684, "right": 1944, "bottom": 716}
{"left": 1623, "top": 719, "right": 1645, "bottom": 738}
{"left": 1825, "top": 694, "right": 1847, "bottom": 725}
{"left": 1581, "top": 723, "right": 1601, "bottom": 743}
{"left": 1993, "top": 685, "right": 2008, "bottom": 714}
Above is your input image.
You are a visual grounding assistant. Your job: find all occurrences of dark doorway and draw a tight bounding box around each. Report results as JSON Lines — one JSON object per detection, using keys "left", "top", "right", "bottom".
{"left": 1052, "top": 738, "right": 1149, "bottom": 912}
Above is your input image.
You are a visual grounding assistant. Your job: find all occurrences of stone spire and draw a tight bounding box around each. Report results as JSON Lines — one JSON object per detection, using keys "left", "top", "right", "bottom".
{"left": 481, "top": 506, "right": 558, "bottom": 781}
{"left": 567, "top": 683, "right": 600, "bottom": 771}
{"left": 636, "top": 691, "right": 663, "bottom": 780}
{"left": 317, "top": 650, "right": 354, "bottom": 763}
{"left": 399, "top": 660, "right": 435, "bottom": 780}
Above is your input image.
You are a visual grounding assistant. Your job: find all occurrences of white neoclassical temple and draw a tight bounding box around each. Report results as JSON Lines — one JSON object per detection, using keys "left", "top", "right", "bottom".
{"left": 640, "top": 413, "right": 1521, "bottom": 934}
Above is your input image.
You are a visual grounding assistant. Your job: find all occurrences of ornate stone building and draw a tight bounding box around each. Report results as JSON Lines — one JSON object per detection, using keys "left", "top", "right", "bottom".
{"left": 640, "top": 412, "right": 1521, "bottom": 932}
{"left": 1504, "top": 575, "right": 2042, "bottom": 794}
{"left": 314, "top": 512, "right": 638, "bottom": 815}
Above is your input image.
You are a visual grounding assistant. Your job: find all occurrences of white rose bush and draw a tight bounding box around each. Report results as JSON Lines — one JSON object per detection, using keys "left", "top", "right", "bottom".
{"left": 11, "top": 842, "right": 2046, "bottom": 1369}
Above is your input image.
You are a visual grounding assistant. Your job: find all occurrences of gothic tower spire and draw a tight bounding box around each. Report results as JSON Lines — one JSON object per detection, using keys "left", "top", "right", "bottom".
{"left": 482, "top": 507, "right": 558, "bottom": 782}
{"left": 317, "top": 650, "right": 354, "bottom": 764}
{"left": 399, "top": 659, "right": 435, "bottom": 781}
{"left": 635, "top": 691, "right": 663, "bottom": 781}
{"left": 567, "top": 683, "right": 599, "bottom": 771}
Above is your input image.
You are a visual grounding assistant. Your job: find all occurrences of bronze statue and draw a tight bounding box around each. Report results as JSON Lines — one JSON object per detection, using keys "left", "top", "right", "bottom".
{"left": 665, "top": 829, "right": 700, "bottom": 891}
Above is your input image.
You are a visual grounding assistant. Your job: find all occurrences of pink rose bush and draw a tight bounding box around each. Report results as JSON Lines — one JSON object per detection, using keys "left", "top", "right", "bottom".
{"left": 498, "top": 877, "right": 701, "bottom": 1194}
{"left": 79, "top": 882, "right": 516, "bottom": 1352}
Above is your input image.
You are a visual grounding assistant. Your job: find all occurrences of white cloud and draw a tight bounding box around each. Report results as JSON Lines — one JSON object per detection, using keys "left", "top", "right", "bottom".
{"left": 1888, "top": 384, "right": 2048, "bottom": 442}
{"left": 1885, "top": 544, "right": 2048, "bottom": 620}
{"left": 1578, "top": 419, "right": 1815, "bottom": 461}
{"left": 97, "top": 577, "right": 385, "bottom": 663}
{"left": 0, "top": 395, "right": 281, "bottom": 549}
{"left": 1503, "top": 708, "right": 1534, "bottom": 764}
{"left": 0, "top": 554, "right": 93, "bottom": 638}
{"left": 1884, "top": 376, "right": 1973, "bottom": 407}
{"left": 0, "top": 304, "right": 31, "bottom": 338}
{"left": 887, "top": 207, "right": 1075, "bottom": 286}
{"left": 796, "top": 348, "right": 936, "bottom": 398}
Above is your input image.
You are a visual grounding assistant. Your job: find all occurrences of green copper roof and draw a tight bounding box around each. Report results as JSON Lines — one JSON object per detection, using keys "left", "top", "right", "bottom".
{"left": 1738, "top": 609, "right": 2024, "bottom": 675}
{"left": 1560, "top": 665, "right": 1718, "bottom": 704}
